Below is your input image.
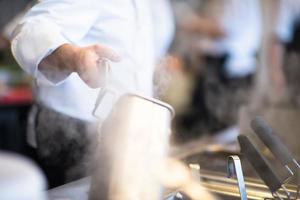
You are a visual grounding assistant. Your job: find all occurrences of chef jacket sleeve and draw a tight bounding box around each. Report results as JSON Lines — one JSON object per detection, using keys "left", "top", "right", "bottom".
{"left": 11, "top": 0, "right": 100, "bottom": 84}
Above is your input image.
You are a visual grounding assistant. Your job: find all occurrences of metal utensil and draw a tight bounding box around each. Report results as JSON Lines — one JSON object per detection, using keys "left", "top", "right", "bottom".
{"left": 238, "top": 135, "right": 291, "bottom": 199}
{"left": 227, "top": 155, "right": 247, "bottom": 200}
{"left": 89, "top": 94, "right": 174, "bottom": 200}
{"left": 251, "top": 117, "right": 299, "bottom": 173}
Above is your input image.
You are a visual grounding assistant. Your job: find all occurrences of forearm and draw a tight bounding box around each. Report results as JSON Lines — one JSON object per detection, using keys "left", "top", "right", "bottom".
{"left": 268, "top": 38, "right": 285, "bottom": 83}
{"left": 268, "top": 36, "right": 287, "bottom": 97}
{"left": 11, "top": 0, "right": 102, "bottom": 85}
{"left": 38, "top": 44, "right": 78, "bottom": 83}
{"left": 39, "top": 43, "right": 120, "bottom": 88}
{"left": 179, "top": 15, "right": 224, "bottom": 38}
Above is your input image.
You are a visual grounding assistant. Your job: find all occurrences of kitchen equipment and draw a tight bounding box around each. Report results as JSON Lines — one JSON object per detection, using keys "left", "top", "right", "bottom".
{"left": 227, "top": 155, "right": 248, "bottom": 200}
{"left": 250, "top": 117, "right": 300, "bottom": 200}
{"left": 251, "top": 117, "right": 300, "bottom": 174}
{"left": 89, "top": 94, "right": 174, "bottom": 200}
{"left": 238, "top": 135, "right": 292, "bottom": 199}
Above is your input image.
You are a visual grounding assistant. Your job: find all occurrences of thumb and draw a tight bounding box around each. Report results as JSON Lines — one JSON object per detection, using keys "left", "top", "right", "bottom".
{"left": 93, "top": 44, "right": 121, "bottom": 62}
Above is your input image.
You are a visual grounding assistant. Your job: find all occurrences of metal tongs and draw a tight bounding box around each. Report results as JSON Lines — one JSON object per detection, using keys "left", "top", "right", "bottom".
{"left": 250, "top": 117, "right": 300, "bottom": 200}
{"left": 251, "top": 117, "right": 300, "bottom": 175}
{"left": 237, "top": 117, "right": 300, "bottom": 200}
{"left": 227, "top": 155, "right": 248, "bottom": 200}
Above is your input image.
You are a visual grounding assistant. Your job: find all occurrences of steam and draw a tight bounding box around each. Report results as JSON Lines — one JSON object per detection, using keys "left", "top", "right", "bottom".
{"left": 157, "top": 158, "right": 216, "bottom": 200}
{"left": 90, "top": 95, "right": 172, "bottom": 200}
{"left": 153, "top": 55, "right": 182, "bottom": 99}
{"left": 34, "top": 105, "right": 97, "bottom": 182}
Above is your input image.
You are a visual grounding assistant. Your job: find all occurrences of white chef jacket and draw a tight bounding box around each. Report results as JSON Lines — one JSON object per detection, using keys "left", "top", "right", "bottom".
{"left": 197, "top": 0, "right": 262, "bottom": 77}
{"left": 11, "top": 0, "right": 174, "bottom": 122}
{"left": 275, "top": 0, "right": 300, "bottom": 43}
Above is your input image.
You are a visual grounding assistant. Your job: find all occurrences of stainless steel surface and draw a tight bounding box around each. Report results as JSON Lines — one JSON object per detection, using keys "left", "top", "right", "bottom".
{"left": 89, "top": 94, "right": 174, "bottom": 200}
{"left": 183, "top": 145, "right": 298, "bottom": 200}
{"left": 48, "top": 115, "right": 300, "bottom": 200}
{"left": 200, "top": 170, "right": 298, "bottom": 200}
{"left": 48, "top": 148, "right": 300, "bottom": 200}
{"left": 227, "top": 155, "right": 248, "bottom": 200}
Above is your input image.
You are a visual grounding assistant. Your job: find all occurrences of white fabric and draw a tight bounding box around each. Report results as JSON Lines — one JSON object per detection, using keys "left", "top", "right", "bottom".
{"left": 198, "top": 0, "right": 262, "bottom": 77}
{"left": 11, "top": 0, "right": 174, "bottom": 121}
{"left": 151, "top": 0, "right": 175, "bottom": 60}
{"left": 275, "top": 0, "right": 300, "bottom": 43}
{"left": 0, "top": 152, "right": 47, "bottom": 200}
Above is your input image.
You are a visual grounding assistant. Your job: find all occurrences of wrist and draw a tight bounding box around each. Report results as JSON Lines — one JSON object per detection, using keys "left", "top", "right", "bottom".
{"left": 56, "top": 43, "right": 80, "bottom": 72}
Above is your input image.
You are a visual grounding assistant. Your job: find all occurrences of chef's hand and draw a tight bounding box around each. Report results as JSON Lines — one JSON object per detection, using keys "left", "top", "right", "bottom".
{"left": 39, "top": 44, "right": 121, "bottom": 88}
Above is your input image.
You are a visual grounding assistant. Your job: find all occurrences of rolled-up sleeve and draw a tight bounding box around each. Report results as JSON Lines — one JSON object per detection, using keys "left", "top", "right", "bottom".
{"left": 11, "top": 0, "right": 100, "bottom": 83}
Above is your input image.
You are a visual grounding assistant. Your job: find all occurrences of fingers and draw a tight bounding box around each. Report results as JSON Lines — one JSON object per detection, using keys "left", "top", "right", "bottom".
{"left": 78, "top": 59, "right": 109, "bottom": 88}
{"left": 93, "top": 44, "right": 121, "bottom": 62}
{"left": 79, "top": 66, "right": 103, "bottom": 88}
{"left": 75, "top": 44, "right": 120, "bottom": 88}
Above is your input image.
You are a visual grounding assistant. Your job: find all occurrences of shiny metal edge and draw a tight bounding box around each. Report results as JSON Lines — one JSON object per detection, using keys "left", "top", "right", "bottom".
{"left": 120, "top": 93, "right": 175, "bottom": 118}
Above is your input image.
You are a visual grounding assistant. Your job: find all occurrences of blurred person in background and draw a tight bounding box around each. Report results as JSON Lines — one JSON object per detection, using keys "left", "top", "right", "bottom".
{"left": 11, "top": 0, "right": 174, "bottom": 188}
{"left": 171, "top": 0, "right": 261, "bottom": 141}
{"left": 269, "top": 0, "right": 300, "bottom": 107}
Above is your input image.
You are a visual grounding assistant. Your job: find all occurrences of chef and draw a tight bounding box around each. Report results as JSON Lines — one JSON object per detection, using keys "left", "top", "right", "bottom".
{"left": 11, "top": 0, "right": 174, "bottom": 187}
{"left": 175, "top": 0, "right": 261, "bottom": 136}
